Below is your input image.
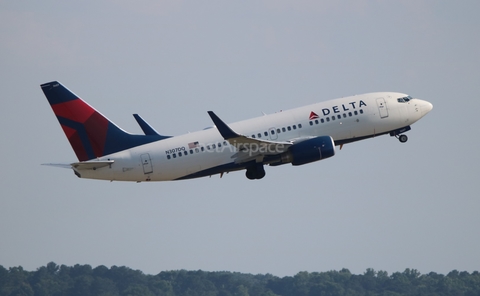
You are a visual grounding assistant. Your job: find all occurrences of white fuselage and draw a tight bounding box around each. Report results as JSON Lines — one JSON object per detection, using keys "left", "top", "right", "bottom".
{"left": 76, "top": 92, "right": 432, "bottom": 181}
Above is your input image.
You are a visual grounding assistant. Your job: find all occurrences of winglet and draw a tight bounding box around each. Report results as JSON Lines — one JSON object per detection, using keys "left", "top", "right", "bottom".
{"left": 207, "top": 111, "right": 240, "bottom": 139}
{"left": 133, "top": 114, "right": 160, "bottom": 136}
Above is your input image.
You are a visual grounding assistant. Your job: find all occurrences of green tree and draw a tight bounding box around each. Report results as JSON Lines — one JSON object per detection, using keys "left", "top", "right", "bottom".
{"left": 148, "top": 277, "right": 174, "bottom": 296}
{"left": 91, "top": 277, "right": 119, "bottom": 296}
{"left": 121, "top": 284, "right": 154, "bottom": 296}
{"left": 70, "top": 274, "right": 94, "bottom": 296}
{"left": 2, "top": 267, "right": 33, "bottom": 296}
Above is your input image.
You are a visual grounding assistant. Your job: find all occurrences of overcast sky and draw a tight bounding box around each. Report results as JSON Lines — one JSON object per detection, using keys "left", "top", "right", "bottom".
{"left": 1, "top": 1, "right": 479, "bottom": 277}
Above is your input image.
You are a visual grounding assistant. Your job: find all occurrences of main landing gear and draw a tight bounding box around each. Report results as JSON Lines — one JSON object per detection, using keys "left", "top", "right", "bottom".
{"left": 246, "top": 163, "right": 266, "bottom": 180}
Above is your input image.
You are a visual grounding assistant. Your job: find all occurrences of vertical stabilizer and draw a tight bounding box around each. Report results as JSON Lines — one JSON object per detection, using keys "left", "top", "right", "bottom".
{"left": 41, "top": 81, "right": 170, "bottom": 161}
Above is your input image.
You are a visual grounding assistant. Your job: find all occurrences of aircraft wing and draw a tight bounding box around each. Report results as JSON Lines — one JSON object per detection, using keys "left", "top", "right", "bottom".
{"left": 208, "top": 111, "right": 292, "bottom": 163}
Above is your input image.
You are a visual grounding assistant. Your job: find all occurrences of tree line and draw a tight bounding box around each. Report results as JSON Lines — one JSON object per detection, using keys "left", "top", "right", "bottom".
{"left": 1, "top": 263, "right": 479, "bottom": 296}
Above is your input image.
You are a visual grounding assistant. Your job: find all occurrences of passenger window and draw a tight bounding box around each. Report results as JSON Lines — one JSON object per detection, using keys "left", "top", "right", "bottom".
{"left": 360, "top": 109, "right": 364, "bottom": 114}
{"left": 298, "top": 124, "right": 302, "bottom": 128}
{"left": 321, "top": 119, "right": 324, "bottom": 123}
{"left": 293, "top": 125, "right": 296, "bottom": 130}
{"left": 349, "top": 112, "right": 352, "bottom": 117}
{"left": 271, "top": 130, "right": 275, "bottom": 134}
{"left": 167, "top": 155, "right": 171, "bottom": 159}
{"left": 190, "top": 150, "right": 193, "bottom": 154}
{"left": 277, "top": 128, "right": 281, "bottom": 133}
{"left": 195, "top": 148, "right": 199, "bottom": 153}
{"left": 201, "top": 147, "right": 205, "bottom": 152}
{"left": 354, "top": 111, "right": 358, "bottom": 115}
{"left": 332, "top": 116, "right": 335, "bottom": 121}
{"left": 343, "top": 113, "right": 347, "bottom": 118}
{"left": 326, "top": 117, "right": 330, "bottom": 122}
{"left": 310, "top": 121, "right": 313, "bottom": 126}
{"left": 282, "top": 127, "right": 286, "bottom": 132}
{"left": 252, "top": 135, "right": 256, "bottom": 138}
{"left": 287, "top": 126, "right": 291, "bottom": 131}
{"left": 178, "top": 153, "right": 182, "bottom": 157}
{"left": 315, "top": 119, "right": 319, "bottom": 124}
{"left": 258, "top": 133, "right": 262, "bottom": 138}
{"left": 218, "top": 143, "right": 222, "bottom": 148}
{"left": 212, "top": 144, "right": 216, "bottom": 149}
{"left": 173, "top": 153, "right": 176, "bottom": 158}
{"left": 264, "top": 131, "right": 268, "bottom": 136}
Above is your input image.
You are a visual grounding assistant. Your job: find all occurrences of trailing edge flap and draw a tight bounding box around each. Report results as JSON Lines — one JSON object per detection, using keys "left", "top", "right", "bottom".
{"left": 207, "top": 111, "right": 292, "bottom": 163}
{"left": 71, "top": 160, "right": 114, "bottom": 170}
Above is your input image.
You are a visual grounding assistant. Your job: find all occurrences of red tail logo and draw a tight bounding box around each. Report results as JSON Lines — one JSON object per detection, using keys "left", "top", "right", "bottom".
{"left": 41, "top": 81, "right": 168, "bottom": 161}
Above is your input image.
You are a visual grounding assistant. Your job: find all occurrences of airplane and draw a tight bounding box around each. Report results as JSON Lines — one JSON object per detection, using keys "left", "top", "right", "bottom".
{"left": 40, "top": 81, "right": 433, "bottom": 181}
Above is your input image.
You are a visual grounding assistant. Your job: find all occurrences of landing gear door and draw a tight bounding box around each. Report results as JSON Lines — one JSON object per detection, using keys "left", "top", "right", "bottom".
{"left": 376, "top": 97, "right": 389, "bottom": 118}
{"left": 140, "top": 153, "right": 153, "bottom": 174}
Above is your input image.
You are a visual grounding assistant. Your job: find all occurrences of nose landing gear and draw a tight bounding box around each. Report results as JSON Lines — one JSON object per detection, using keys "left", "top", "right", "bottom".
{"left": 390, "top": 126, "right": 411, "bottom": 143}
{"left": 397, "top": 134, "right": 408, "bottom": 143}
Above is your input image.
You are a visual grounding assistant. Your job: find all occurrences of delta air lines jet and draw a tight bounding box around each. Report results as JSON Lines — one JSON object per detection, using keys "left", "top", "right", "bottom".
{"left": 41, "top": 81, "right": 433, "bottom": 181}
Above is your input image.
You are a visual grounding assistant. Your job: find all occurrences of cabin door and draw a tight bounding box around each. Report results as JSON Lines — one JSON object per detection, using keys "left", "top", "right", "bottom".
{"left": 140, "top": 153, "right": 153, "bottom": 174}
{"left": 376, "top": 98, "right": 389, "bottom": 118}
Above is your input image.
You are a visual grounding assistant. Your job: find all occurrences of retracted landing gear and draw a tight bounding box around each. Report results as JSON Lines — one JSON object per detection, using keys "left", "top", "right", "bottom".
{"left": 245, "top": 163, "right": 266, "bottom": 180}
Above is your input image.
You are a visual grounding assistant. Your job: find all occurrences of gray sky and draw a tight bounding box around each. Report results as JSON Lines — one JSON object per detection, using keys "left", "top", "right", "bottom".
{"left": 1, "top": 1, "right": 479, "bottom": 277}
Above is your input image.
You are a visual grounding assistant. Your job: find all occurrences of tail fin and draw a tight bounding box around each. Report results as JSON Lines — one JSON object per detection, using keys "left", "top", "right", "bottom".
{"left": 41, "top": 81, "right": 170, "bottom": 161}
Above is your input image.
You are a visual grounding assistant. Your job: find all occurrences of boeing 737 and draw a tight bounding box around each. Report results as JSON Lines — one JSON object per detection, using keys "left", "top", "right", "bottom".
{"left": 41, "top": 81, "right": 432, "bottom": 181}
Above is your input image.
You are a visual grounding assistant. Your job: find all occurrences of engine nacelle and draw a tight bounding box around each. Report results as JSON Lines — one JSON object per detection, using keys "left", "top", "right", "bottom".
{"left": 288, "top": 136, "right": 335, "bottom": 166}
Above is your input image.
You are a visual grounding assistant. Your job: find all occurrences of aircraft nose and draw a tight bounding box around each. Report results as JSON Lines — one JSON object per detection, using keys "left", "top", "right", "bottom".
{"left": 421, "top": 100, "right": 433, "bottom": 116}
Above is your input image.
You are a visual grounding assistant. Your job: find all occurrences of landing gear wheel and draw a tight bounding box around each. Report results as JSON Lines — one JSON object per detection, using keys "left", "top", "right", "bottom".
{"left": 246, "top": 170, "right": 256, "bottom": 180}
{"left": 245, "top": 164, "right": 266, "bottom": 180}
{"left": 256, "top": 168, "right": 266, "bottom": 179}
{"left": 398, "top": 134, "right": 408, "bottom": 143}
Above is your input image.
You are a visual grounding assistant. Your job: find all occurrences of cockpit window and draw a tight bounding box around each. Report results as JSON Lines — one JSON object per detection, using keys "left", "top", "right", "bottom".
{"left": 397, "top": 95, "right": 413, "bottom": 103}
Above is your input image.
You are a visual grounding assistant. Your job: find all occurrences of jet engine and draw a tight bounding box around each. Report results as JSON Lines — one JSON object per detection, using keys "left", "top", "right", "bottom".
{"left": 269, "top": 136, "right": 335, "bottom": 166}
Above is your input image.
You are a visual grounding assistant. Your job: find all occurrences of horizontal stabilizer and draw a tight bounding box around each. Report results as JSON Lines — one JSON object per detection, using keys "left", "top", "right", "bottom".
{"left": 42, "top": 160, "right": 115, "bottom": 170}
{"left": 42, "top": 163, "right": 73, "bottom": 169}
{"left": 71, "top": 160, "right": 114, "bottom": 170}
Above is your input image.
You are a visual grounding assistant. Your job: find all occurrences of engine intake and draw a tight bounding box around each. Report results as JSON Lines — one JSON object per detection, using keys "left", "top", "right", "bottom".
{"left": 290, "top": 135, "right": 335, "bottom": 165}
